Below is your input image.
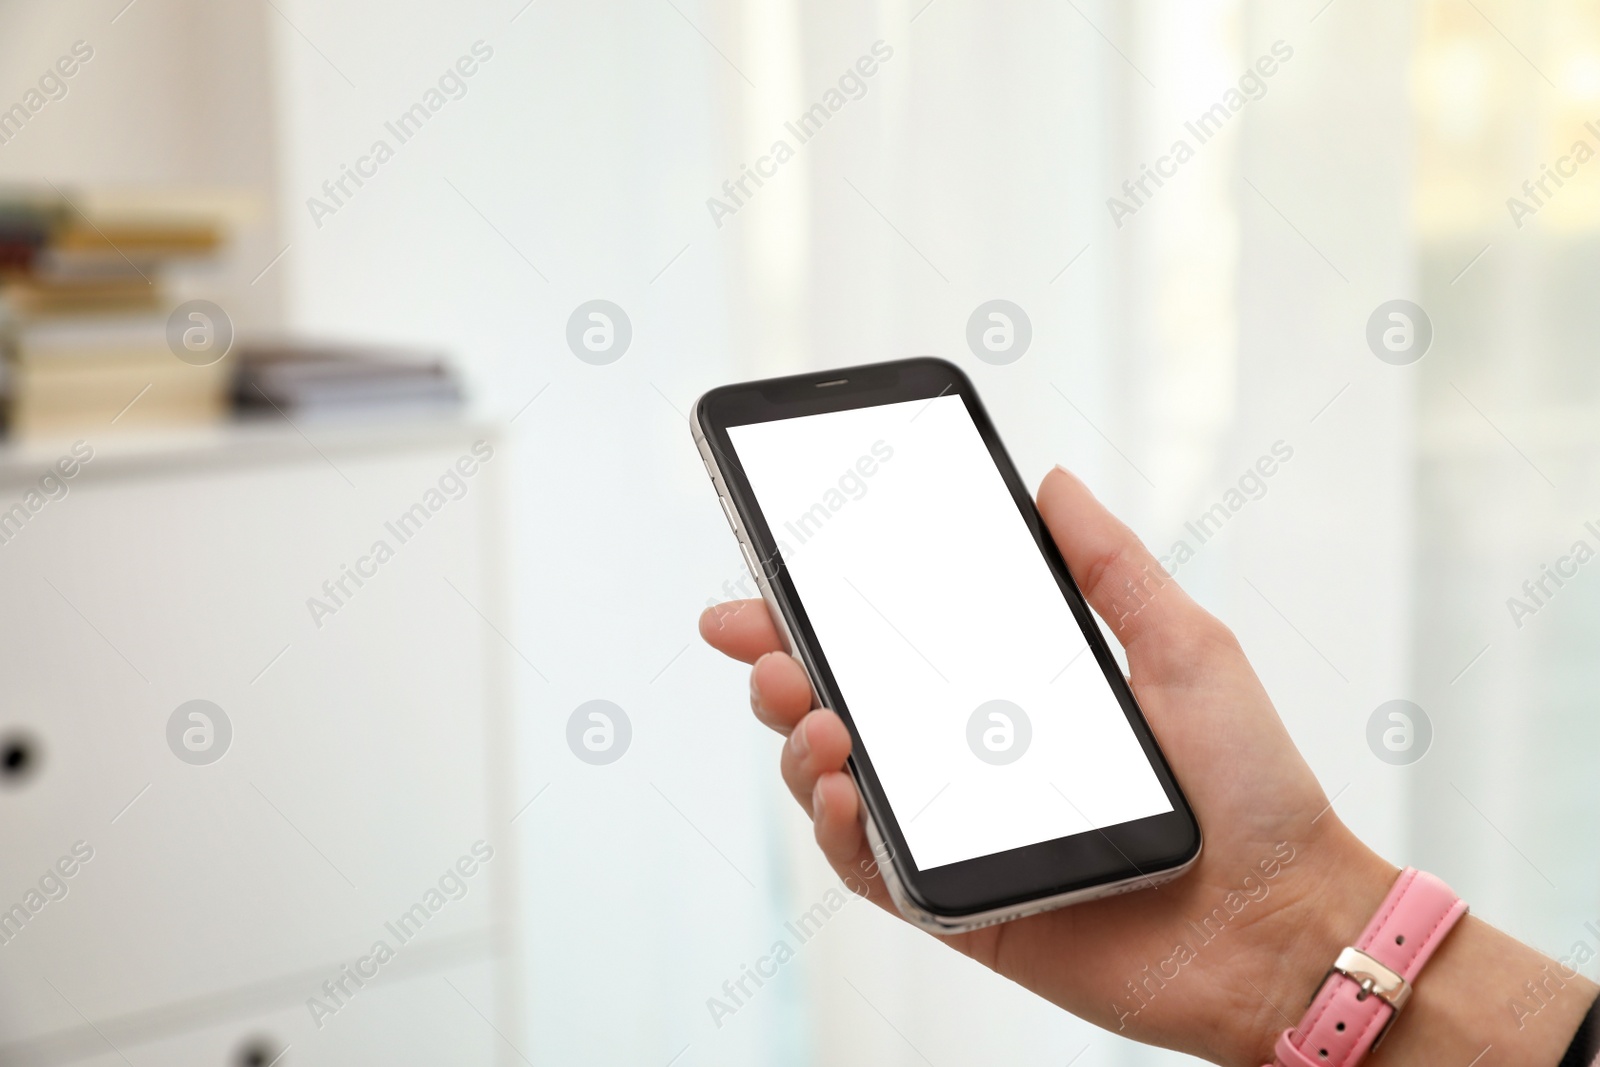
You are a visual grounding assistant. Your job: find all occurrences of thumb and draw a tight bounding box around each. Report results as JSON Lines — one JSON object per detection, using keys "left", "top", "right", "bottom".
{"left": 1035, "top": 465, "right": 1210, "bottom": 654}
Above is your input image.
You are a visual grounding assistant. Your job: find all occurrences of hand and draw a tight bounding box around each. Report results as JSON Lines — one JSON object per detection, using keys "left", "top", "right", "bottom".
{"left": 700, "top": 465, "right": 1398, "bottom": 1065}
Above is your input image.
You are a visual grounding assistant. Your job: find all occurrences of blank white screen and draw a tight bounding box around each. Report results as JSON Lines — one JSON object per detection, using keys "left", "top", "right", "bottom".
{"left": 728, "top": 395, "right": 1172, "bottom": 870}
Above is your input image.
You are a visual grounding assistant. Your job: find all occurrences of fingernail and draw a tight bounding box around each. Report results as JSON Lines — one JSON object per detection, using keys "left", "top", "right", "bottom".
{"left": 751, "top": 652, "right": 778, "bottom": 711}
{"left": 790, "top": 714, "right": 811, "bottom": 759}
{"left": 812, "top": 784, "right": 827, "bottom": 821}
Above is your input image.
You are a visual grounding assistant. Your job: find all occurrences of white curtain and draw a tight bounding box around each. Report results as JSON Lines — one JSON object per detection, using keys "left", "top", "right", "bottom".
{"left": 1409, "top": 0, "right": 1600, "bottom": 984}
{"left": 720, "top": 0, "right": 1423, "bottom": 1063}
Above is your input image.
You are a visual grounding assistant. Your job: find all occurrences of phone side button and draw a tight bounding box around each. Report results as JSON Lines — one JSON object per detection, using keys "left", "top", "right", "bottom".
{"left": 719, "top": 495, "right": 739, "bottom": 532}
{"left": 739, "top": 541, "right": 763, "bottom": 581}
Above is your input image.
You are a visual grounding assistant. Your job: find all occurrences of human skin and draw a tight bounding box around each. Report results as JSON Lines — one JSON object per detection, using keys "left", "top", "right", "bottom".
{"left": 698, "top": 465, "right": 1594, "bottom": 1066}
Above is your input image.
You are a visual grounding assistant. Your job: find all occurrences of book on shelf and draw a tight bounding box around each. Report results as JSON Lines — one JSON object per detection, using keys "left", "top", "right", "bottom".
{"left": 234, "top": 341, "right": 463, "bottom": 419}
{"left": 5, "top": 361, "right": 228, "bottom": 436}
{"left": 1, "top": 315, "right": 227, "bottom": 436}
{"left": 1, "top": 187, "right": 467, "bottom": 436}
{"left": 0, "top": 185, "right": 230, "bottom": 438}
{"left": 0, "top": 189, "right": 71, "bottom": 272}
{"left": 0, "top": 185, "right": 222, "bottom": 265}
{"left": 0, "top": 272, "right": 162, "bottom": 317}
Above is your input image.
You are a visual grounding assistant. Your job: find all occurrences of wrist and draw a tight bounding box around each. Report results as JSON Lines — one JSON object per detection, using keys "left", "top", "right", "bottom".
{"left": 1203, "top": 825, "right": 1401, "bottom": 1062}
{"left": 1229, "top": 823, "right": 1396, "bottom": 1065}
{"left": 1220, "top": 823, "right": 1597, "bottom": 1067}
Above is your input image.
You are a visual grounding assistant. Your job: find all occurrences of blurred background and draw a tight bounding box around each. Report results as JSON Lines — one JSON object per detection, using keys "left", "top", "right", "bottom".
{"left": 0, "top": 0, "right": 1596, "bottom": 1064}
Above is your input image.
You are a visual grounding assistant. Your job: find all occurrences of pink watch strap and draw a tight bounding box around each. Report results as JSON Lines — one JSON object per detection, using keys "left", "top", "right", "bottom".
{"left": 1266, "top": 868, "right": 1467, "bottom": 1067}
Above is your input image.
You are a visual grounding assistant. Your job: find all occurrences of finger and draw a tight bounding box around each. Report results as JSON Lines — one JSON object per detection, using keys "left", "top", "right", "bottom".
{"left": 811, "top": 773, "right": 895, "bottom": 912}
{"left": 811, "top": 770, "right": 862, "bottom": 861}
{"left": 750, "top": 652, "right": 815, "bottom": 735}
{"left": 699, "top": 599, "right": 783, "bottom": 664}
{"left": 1036, "top": 466, "right": 1216, "bottom": 652}
{"left": 779, "top": 709, "right": 851, "bottom": 810}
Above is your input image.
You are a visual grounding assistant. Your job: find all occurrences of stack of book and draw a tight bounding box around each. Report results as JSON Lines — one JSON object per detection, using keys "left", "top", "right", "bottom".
{"left": 234, "top": 342, "right": 462, "bottom": 421}
{"left": 0, "top": 188, "right": 228, "bottom": 438}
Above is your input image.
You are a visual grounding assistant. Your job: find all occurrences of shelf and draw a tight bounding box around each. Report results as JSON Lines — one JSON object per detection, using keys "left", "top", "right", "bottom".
{"left": 0, "top": 411, "right": 500, "bottom": 486}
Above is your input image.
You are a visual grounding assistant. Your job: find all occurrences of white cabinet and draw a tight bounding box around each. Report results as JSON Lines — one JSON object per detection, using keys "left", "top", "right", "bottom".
{"left": 54, "top": 958, "right": 503, "bottom": 1066}
{"left": 0, "top": 420, "right": 516, "bottom": 1065}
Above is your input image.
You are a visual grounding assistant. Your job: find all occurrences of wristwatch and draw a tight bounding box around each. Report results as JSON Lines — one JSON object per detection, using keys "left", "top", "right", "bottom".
{"left": 1265, "top": 867, "right": 1467, "bottom": 1067}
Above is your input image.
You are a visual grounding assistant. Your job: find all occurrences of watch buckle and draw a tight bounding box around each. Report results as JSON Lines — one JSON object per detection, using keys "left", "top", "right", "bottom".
{"left": 1310, "top": 947, "right": 1411, "bottom": 1049}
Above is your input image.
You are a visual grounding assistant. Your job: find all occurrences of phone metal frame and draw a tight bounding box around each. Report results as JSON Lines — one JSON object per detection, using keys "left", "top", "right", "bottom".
{"left": 693, "top": 357, "right": 1201, "bottom": 933}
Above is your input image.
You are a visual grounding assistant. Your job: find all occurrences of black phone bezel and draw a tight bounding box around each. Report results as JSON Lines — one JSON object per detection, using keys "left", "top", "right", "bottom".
{"left": 695, "top": 357, "right": 1201, "bottom": 919}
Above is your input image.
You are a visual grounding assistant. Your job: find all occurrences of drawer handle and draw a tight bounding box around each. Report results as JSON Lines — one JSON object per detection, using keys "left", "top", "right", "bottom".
{"left": 0, "top": 733, "right": 39, "bottom": 785}
{"left": 235, "top": 1036, "right": 284, "bottom": 1066}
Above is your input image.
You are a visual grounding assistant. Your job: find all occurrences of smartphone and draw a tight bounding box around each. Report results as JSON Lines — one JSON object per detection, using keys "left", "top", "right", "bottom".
{"left": 693, "top": 357, "right": 1200, "bottom": 932}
